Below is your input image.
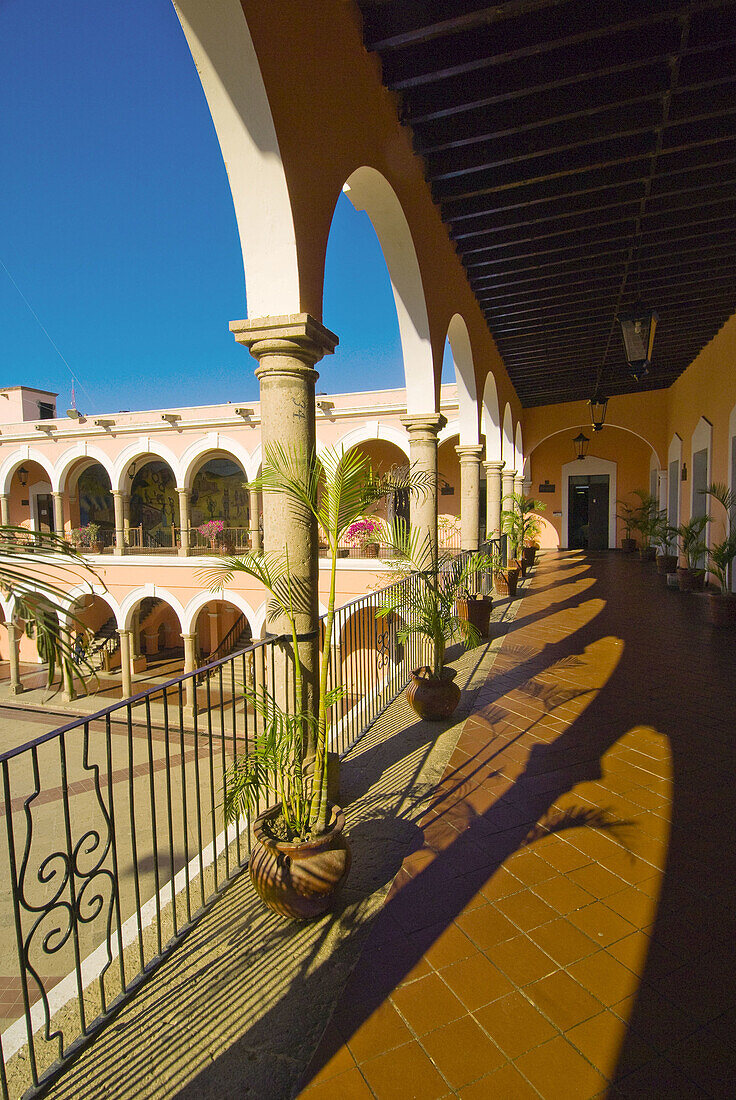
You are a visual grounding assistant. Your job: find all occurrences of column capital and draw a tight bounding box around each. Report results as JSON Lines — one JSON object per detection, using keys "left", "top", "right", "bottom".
{"left": 111, "top": 489, "right": 123, "bottom": 499}
{"left": 455, "top": 444, "right": 484, "bottom": 463}
{"left": 483, "top": 459, "right": 505, "bottom": 474}
{"left": 230, "top": 313, "right": 338, "bottom": 372}
{"left": 400, "top": 413, "right": 447, "bottom": 440}
{"left": 503, "top": 468, "right": 518, "bottom": 479}
{"left": 175, "top": 486, "right": 191, "bottom": 497}
{"left": 52, "top": 489, "right": 63, "bottom": 499}
{"left": 181, "top": 631, "right": 197, "bottom": 641}
{"left": 117, "top": 627, "right": 131, "bottom": 638}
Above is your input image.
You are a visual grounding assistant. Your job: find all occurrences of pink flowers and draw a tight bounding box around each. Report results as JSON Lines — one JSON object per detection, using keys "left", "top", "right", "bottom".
{"left": 198, "top": 520, "right": 225, "bottom": 539}
{"left": 345, "top": 518, "right": 379, "bottom": 547}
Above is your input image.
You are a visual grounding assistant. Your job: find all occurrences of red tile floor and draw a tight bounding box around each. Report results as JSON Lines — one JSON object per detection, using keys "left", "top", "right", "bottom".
{"left": 298, "top": 550, "right": 736, "bottom": 1099}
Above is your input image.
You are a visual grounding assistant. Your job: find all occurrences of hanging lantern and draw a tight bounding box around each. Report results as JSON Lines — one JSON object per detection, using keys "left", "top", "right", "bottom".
{"left": 588, "top": 392, "right": 608, "bottom": 432}
{"left": 573, "top": 432, "right": 589, "bottom": 461}
{"left": 617, "top": 304, "right": 658, "bottom": 381}
{"left": 17, "top": 466, "right": 29, "bottom": 487}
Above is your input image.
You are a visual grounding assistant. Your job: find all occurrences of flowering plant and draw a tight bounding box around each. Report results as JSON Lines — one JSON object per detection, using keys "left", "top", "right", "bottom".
{"left": 68, "top": 523, "right": 101, "bottom": 548}
{"left": 198, "top": 519, "right": 225, "bottom": 539}
{"left": 344, "top": 517, "right": 380, "bottom": 547}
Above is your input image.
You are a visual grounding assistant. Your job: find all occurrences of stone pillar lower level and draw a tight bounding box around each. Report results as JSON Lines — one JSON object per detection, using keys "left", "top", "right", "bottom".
{"left": 455, "top": 444, "right": 484, "bottom": 551}
{"left": 182, "top": 632, "right": 198, "bottom": 717}
{"left": 0, "top": 494, "right": 9, "bottom": 527}
{"left": 118, "top": 630, "right": 133, "bottom": 699}
{"left": 231, "top": 314, "right": 338, "bottom": 741}
{"left": 52, "top": 492, "right": 65, "bottom": 537}
{"left": 112, "top": 491, "right": 125, "bottom": 554}
{"left": 6, "top": 621, "right": 24, "bottom": 694}
{"left": 484, "top": 460, "right": 504, "bottom": 542}
{"left": 249, "top": 488, "right": 262, "bottom": 552}
{"left": 400, "top": 413, "right": 446, "bottom": 563}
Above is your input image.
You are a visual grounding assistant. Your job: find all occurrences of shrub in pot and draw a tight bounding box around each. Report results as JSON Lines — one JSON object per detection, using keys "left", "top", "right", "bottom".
{"left": 630, "top": 490, "right": 660, "bottom": 561}
{"left": 615, "top": 499, "right": 638, "bottom": 553}
{"left": 651, "top": 512, "right": 678, "bottom": 575}
{"left": 674, "top": 514, "right": 709, "bottom": 592}
{"left": 378, "top": 529, "right": 492, "bottom": 721}
{"left": 494, "top": 561, "right": 520, "bottom": 597}
{"left": 68, "top": 522, "right": 102, "bottom": 553}
{"left": 200, "top": 445, "right": 423, "bottom": 919}
{"left": 702, "top": 483, "right": 736, "bottom": 626}
{"left": 501, "top": 492, "right": 545, "bottom": 575}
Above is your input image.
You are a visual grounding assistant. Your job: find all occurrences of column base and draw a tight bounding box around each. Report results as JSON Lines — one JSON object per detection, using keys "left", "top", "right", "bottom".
{"left": 178, "top": 546, "right": 191, "bottom": 558}
{"left": 9, "top": 683, "right": 24, "bottom": 695}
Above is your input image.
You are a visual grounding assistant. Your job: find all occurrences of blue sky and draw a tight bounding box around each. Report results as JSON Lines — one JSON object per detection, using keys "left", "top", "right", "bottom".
{"left": 0, "top": 0, "right": 422, "bottom": 415}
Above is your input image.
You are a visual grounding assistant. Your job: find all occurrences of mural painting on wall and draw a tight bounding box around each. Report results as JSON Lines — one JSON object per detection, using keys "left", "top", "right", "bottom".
{"left": 130, "top": 461, "right": 179, "bottom": 537}
{"left": 79, "top": 465, "right": 114, "bottom": 529}
{"left": 190, "top": 459, "right": 249, "bottom": 529}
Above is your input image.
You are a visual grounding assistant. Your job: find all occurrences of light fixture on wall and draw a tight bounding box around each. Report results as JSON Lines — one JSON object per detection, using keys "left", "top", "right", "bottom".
{"left": 681, "top": 462, "right": 688, "bottom": 482}
{"left": 573, "top": 432, "right": 590, "bottom": 461}
{"left": 129, "top": 461, "right": 137, "bottom": 478}
{"left": 617, "top": 304, "right": 658, "bottom": 381}
{"left": 588, "top": 391, "right": 609, "bottom": 432}
{"left": 17, "top": 466, "right": 28, "bottom": 487}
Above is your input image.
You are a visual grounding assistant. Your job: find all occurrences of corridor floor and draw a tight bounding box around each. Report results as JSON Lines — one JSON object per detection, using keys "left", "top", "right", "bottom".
{"left": 299, "top": 551, "right": 736, "bottom": 1099}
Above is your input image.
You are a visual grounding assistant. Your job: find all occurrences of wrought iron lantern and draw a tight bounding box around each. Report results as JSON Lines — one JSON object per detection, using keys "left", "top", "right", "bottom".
{"left": 617, "top": 304, "right": 658, "bottom": 381}
{"left": 573, "top": 432, "right": 590, "bottom": 461}
{"left": 17, "top": 466, "right": 28, "bottom": 487}
{"left": 588, "top": 392, "right": 608, "bottom": 432}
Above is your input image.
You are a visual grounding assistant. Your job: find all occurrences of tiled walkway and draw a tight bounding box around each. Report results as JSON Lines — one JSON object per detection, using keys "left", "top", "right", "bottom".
{"left": 299, "top": 551, "right": 736, "bottom": 1099}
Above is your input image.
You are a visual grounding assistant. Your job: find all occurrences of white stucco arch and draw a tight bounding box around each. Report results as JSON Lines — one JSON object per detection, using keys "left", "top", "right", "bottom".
{"left": 343, "top": 166, "right": 434, "bottom": 415}
{"left": 120, "top": 585, "right": 187, "bottom": 632}
{"left": 561, "top": 455, "right": 618, "bottom": 550}
{"left": 515, "top": 422, "right": 524, "bottom": 477}
{"left": 446, "top": 314, "right": 479, "bottom": 445}
{"left": 180, "top": 434, "right": 251, "bottom": 490}
{"left": 0, "top": 448, "right": 56, "bottom": 496}
{"left": 61, "top": 585, "right": 122, "bottom": 627}
{"left": 502, "top": 405, "right": 515, "bottom": 470}
{"left": 481, "top": 374, "right": 502, "bottom": 462}
{"left": 112, "top": 438, "right": 182, "bottom": 493}
{"left": 332, "top": 422, "right": 410, "bottom": 463}
{"left": 171, "top": 0, "right": 300, "bottom": 316}
{"left": 182, "top": 590, "right": 257, "bottom": 635}
{"left": 529, "top": 424, "right": 662, "bottom": 468}
{"left": 54, "top": 444, "right": 116, "bottom": 493}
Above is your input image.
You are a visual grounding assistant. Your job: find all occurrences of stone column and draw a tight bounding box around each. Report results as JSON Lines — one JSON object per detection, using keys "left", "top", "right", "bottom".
{"left": 230, "top": 314, "right": 338, "bottom": 735}
{"left": 177, "top": 488, "right": 191, "bottom": 556}
{"left": 502, "top": 467, "right": 517, "bottom": 506}
{"left": 52, "top": 492, "right": 65, "bottom": 536}
{"left": 208, "top": 609, "right": 220, "bottom": 656}
{"left": 0, "top": 494, "right": 9, "bottom": 526}
{"left": 112, "top": 491, "right": 125, "bottom": 554}
{"left": 400, "top": 414, "right": 446, "bottom": 562}
{"left": 118, "top": 629, "right": 133, "bottom": 698}
{"left": 6, "top": 621, "right": 24, "bottom": 694}
{"left": 248, "top": 488, "right": 262, "bottom": 552}
{"left": 182, "top": 632, "right": 198, "bottom": 717}
{"left": 60, "top": 621, "right": 75, "bottom": 701}
{"left": 484, "top": 460, "right": 504, "bottom": 541}
{"left": 514, "top": 473, "right": 525, "bottom": 498}
{"left": 122, "top": 493, "right": 131, "bottom": 535}
{"left": 455, "top": 444, "right": 484, "bottom": 551}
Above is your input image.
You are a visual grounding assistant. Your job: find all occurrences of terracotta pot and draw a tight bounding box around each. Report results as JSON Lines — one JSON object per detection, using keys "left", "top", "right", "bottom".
{"left": 494, "top": 566, "right": 519, "bottom": 597}
{"left": 706, "top": 592, "right": 736, "bottom": 627}
{"left": 513, "top": 556, "right": 527, "bottom": 577}
{"left": 639, "top": 547, "right": 657, "bottom": 562}
{"left": 677, "top": 567, "right": 705, "bottom": 592}
{"left": 522, "top": 546, "right": 537, "bottom": 567}
{"left": 249, "top": 803, "right": 351, "bottom": 920}
{"left": 621, "top": 537, "right": 637, "bottom": 553}
{"left": 406, "top": 666, "right": 460, "bottom": 721}
{"left": 656, "top": 553, "right": 678, "bottom": 575}
{"left": 456, "top": 595, "right": 493, "bottom": 637}
{"left": 362, "top": 541, "right": 380, "bottom": 557}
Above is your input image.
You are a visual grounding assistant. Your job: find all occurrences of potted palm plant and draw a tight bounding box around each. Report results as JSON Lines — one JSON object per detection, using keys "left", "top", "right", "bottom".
{"left": 377, "top": 530, "right": 492, "bottom": 721}
{"left": 200, "top": 445, "right": 424, "bottom": 919}
{"left": 631, "top": 490, "right": 660, "bottom": 561}
{"left": 674, "top": 514, "right": 710, "bottom": 591}
{"left": 501, "top": 492, "right": 546, "bottom": 577}
{"left": 651, "top": 511, "right": 678, "bottom": 575}
{"left": 702, "top": 483, "right": 736, "bottom": 626}
{"left": 616, "top": 498, "right": 638, "bottom": 553}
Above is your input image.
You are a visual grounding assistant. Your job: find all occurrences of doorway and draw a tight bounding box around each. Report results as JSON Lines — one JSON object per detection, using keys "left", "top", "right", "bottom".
{"left": 36, "top": 493, "right": 55, "bottom": 533}
{"left": 568, "top": 475, "right": 610, "bottom": 550}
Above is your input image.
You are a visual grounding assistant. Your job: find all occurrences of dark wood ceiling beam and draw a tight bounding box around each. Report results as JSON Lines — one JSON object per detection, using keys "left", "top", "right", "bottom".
{"left": 358, "top": 0, "right": 569, "bottom": 52}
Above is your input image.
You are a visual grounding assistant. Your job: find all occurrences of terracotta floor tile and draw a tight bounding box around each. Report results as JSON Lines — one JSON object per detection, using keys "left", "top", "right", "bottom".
{"left": 615, "top": 1056, "right": 708, "bottom": 1098}
{"left": 440, "top": 951, "right": 515, "bottom": 1010}
{"left": 567, "top": 863, "right": 628, "bottom": 900}
{"left": 420, "top": 1014, "right": 507, "bottom": 1089}
{"left": 477, "top": 866, "right": 525, "bottom": 902}
{"left": 504, "top": 850, "right": 558, "bottom": 886}
{"left": 423, "top": 921, "right": 476, "bottom": 970}
{"left": 601, "top": 886, "right": 657, "bottom": 928}
{"left": 525, "top": 970, "right": 604, "bottom": 1032}
{"left": 455, "top": 905, "right": 519, "bottom": 951}
{"left": 298, "top": 1066, "right": 375, "bottom": 1099}
{"left": 532, "top": 875, "right": 595, "bottom": 915}
{"left": 301, "top": 1024, "right": 357, "bottom": 1088}
{"left": 475, "top": 991, "right": 558, "bottom": 1059}
{"left": 359, "top": 1040, "right": 450, "bottom": 1100}
{"left": 494, "top": 889, "right": 558, "bottom": 931}
{"left": 566, "top": 1010, "right": 653, "bottom": 1079}
{"left": 611, "top": 990, "right": 699, "bottom": 1052}
{"left": 390, "top": 971, "right": 466, "bottom": 1036}
{"left": 487, "top": 934, "right": 559, "bottom": 986}
{"left": 527, "top": 916, "right": 599, "bottom": 967}
{"left": 534, "top": 836, "right": 593, "bottom": 873}
{"left": 568, "top": 901, "right": 637, "bottom": 946}
{"left": 667, "top": 1024, "right": 736, "bottom": 1097}
{"left": 457, "top": 1061, "right": 541, "bottom": 1099}
{"left": 345, "top": 1000, "right": 414, "bottom": 1063}
{"left": 514, "top": 1035, "right": 609, "bottom": 1099}
{"left": 568, "top": 950, "right": 643, "bottom": 1006}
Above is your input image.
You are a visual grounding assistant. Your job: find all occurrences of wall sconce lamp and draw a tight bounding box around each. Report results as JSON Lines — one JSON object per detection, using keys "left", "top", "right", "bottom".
{"left": 317, "top": 399, "right": 335, "bottom": 414}
{"left": 234, "top": 407, "right": 253, "bottom": 419}
{"left": 573, "top": 432, "right": 590, "bottom": 461}
{"left": 681, "top": 462, "right": 688, "bottom": 482}
{"left": 161, "top": 413, "right": 181, "bottom": 424}
{"left": 588, "top": 392, "right": 608, "bottom": 432}
{"left": 17, "top": 466, "right": 28, "bottom": 487}
{"left": 617, "top": 304, "right": 658, "bottom": 381}
{"left": 66, "top": 407, "right": 82, "bottom": 419}
{"left": 94, "top": 419, "right": 115, "bottom": 429}
{"left": 129, "top": 461, "right": 137, "bottom": 478}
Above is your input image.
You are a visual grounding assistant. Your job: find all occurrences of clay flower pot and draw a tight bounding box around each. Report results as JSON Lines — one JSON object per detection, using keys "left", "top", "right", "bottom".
{"left": 677, "top": 567, "right": 705, "bottom": 592}
{"left": 406, "top": 666, "right": 460, "bottom": 721}
{"left": 656, "top": 553, "right": 678, "bottom": 575}
{"left": 639, "top": 547, "right": 657, "bottom": 562}
{"left": 249, "top": 804, "right": 351, "bottom": 920}
{"left": 494, "top": 566, "right": 519, "bottom": 597}
{"left": 707, "top": 592, "right": 736, "bottom": 627}
{"left": 456, "top": 594, "right": 493, "bottom": 637}
{"left": 522, "top": 546, "right": 537, "bottom": 567}
{"left": 621, "top": 538, "right": 637, "bottom": 553}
